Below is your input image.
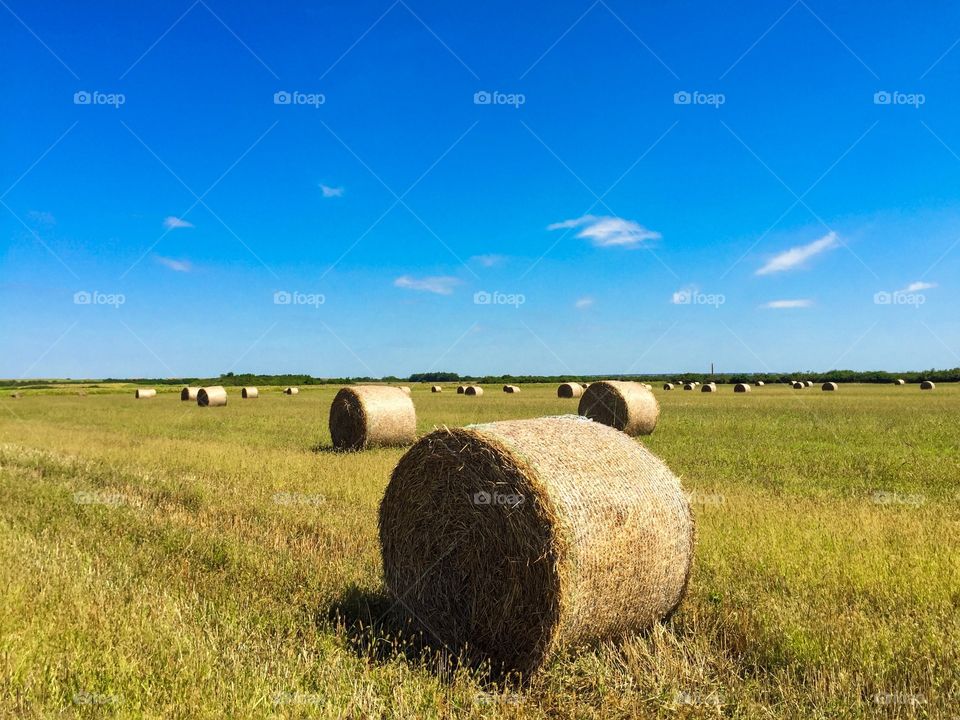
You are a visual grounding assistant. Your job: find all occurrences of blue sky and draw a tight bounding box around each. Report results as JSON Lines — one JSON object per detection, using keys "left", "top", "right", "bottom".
{"left": 2, "top": 0, "right": 959, "bottom": 378}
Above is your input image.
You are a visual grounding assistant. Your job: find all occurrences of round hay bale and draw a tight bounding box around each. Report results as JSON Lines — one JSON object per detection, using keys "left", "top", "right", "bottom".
{"left": 792, "top": 381, "right": 805, "bottom": 389}
{"left": 10, "top": 392, "right": 21, "bottom": 399}
{"left": 756, "top": 381, "right": 764, "bottom": 386}
{"left": 822, "top": 382, "right": 838, "bottom": 391}
{"left": 733, "top": 383, "right": 751, "bottom": 393}
{"left": 579, "top": 382, "right": 589, "bottom": 390}
{"left": 557, "top": 382, "right": 583, "bottom": 399}
{"left": 431, "top": 385, "right": 443, "bottom": 393}
{"left": 894, "top": 379, "right": 905, "bottom": 385}
{"left": 578, "top": 380, "right": 659, "bottom": 436}
{"left": 329, "top": 386, "right": 416, "bottom": 451}
{"left": 700, "top": 383, "right": 717, "bottom": 393}
{"left": 920, "top": 380, "right": 935, "bottom": 390}
{"left": 398, "top": 386, "right": 411, "bottom": 395}
{"left": 180, "top": 386, "right": 199, "bottom": 401}
{"left": 135, "top": 388, "right": 156, "bottom": 399}
{"left": 503, "top": 385, "right": 520, "bottom": 394}
{"left": 197, "top": 386, "right": 227, "bottom": 407}
{"left": 284, "top": 387, "right": 299, "bottom": 395}
{"left": 378, "top": 415, "right": 695, "bottom": 677}
{"left": 241, "top": 386, "right": 259, "bottom": 399}
{"left": 465, "top": 385, "right": 484, "bottom": 396}
{"left": 805, "top": 380, "right": 814, "bottom": 387}
{"left": 456, "top": 385, "right": 466, "bottom": 394}
{"left": 683, "top": 383, "right": 694, "bottom": 391}
{"left": 663, "top": 383, "right": 675, "bottom": 391}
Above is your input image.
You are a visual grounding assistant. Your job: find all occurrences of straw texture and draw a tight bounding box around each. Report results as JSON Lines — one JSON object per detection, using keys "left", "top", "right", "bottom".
{"left": 180, "top": 387, "right": 199, "bottom": 401}
{"left": 557, "top": 383, "right": 583, "bottom": 399}
{"left": 135, "top": 389, "right": 156, "bottom": 399}
{"left": 197, "top": 386, "right": 227, "bottom": 407}
{"left": 379, "top": 415, "right": 695, "bottom": 678}
{"left": 329, "top": 386, "right": 416, "bottom": 451}
{"left": 241, "top": 387, "right": 259, "bottom": 399}
{"left": 578, "top": 381, "right": 659, "bottom": 436}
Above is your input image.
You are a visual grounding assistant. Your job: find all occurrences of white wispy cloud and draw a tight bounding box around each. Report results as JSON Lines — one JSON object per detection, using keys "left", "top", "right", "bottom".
{"left": 763, "top": 299, "right": 812, "bottom": 309}
{"left": 163, "top": 216, "right": 194, "bottom": 229}
{"left": 155, "top": 256, "right": 192, "bottom": 273}
{"left": 320, "top": 184, "right": 344, "bottom": 198}
{"left": 575, "top": 296, "right": 594, "bottom": 309}
{"left": 471, "top": 254, "right": 504, "bottom": 267}
{"left": 547, "top": 214, "right": 661, "bottom": 248}
{"left": 900, "top": 281, "right": 936, "bottom": 293}
{"left": 756, "top": 231, "right": 838, "bottom": 275}
{"left": 393, "top": 275, "right": 459, "bottom": 295}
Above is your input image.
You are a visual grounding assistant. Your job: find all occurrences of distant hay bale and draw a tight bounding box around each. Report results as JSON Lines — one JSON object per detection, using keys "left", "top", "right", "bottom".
{"left": 503, "top": 385, "right": 520, "bottom": 393}
{"left": 180, "top": 386, "right": 199, "bottom": 401}
{"left": 734, "top": 383, "right": 751, "bottom": 393}
{"left": 456, "top": 385, "right": 466, "bottom": 394}
{"left": 792, "top": 381, "right": 805, "bottom": 389}
{"left": 241, "top": 387, "right": 259, "bottom": 399}
{"left": 284, "top": 387, "right": 299, "bottom": 395}
{"left": 465, "top": 386, "right": 484, "bottom": 396}
{"left": 578, "top": 381, "right": 660, "bottom": 435}
{"left": 920, "top": 381, "right": 935, "bottom": 390}
{"left": 894, "top": 379, "right": 906, "bottom": 385}
{"left": 431, "top": 386, "right": 443, "bottom": 393}
{"left": 756, "top": 381, "right": 764, "bottom": 386}
{"left": 663, "top": 383, "right": 675, "bottom": 391}
{"left": 557, "top": 383, "right": 583, "bottom": 399}
{"left": 197, "top": 386, "right": 227, "bottom": 407}
{"left": 399, "top": 386, "right": 411, "bottom": 395}
{"left": 378, "top": 415, "right": 695, "bottom": 677}
{"left": 821, "top": 382, "right": 838, "bottom": 391}
{"left": 579, "top": 383, "right": 589, "bottom": 390}
{"left": 701, "top": 383, "right": 717, "bottom": 393}
{"left": 329, "top": 386, "right": 416, "bottom": 451}
{"left": 805, "top": 380, "right": 814, "bottom": 387}
{"left": 10, "top": 392, "right": 21, "bottom": 399}
{"left": 683, "top": 383, "right": 694, "bottom": 391}
{"left": 135, "top": 388, "right": 157, "bottom": 399}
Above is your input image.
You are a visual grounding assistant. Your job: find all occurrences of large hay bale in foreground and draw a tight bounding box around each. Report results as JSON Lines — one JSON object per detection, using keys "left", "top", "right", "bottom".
{"left": 431, "top": 386, "right": 442, "bottom": 393}
{"left": 197, "top": 386, "right": 227, "bottom": 407}
{"left": 284, "top": 387, "right": 299, "bottom": 395}
{"left": 920, "top": 381, "right": 935, "bottom": 390}
{"left": 379, "top": 415, "right": 694, "bottom": 677}
{"left": 557, "top": 382, "right": 583, "bottom": 399}
{"left": 578, "top": 381, "right": 659, "bottom": 436}
{"left": 180, "top": 386, "right": 199, "bottom": 401}
{"left": 241, "top": 387, "right": 259, "bottom": 399}
{"left": 701, "top": 383, "right": 717, "bottom": 393}
{"left": 135, "top": 388, "right": 156, "bottom": 399}
{"left": 465, "top": 385, "right": 484, "bottom": 396}
{"left": 822, "top": 382, "right": 838, "bottom": 391}
{"left": 734, "top": 383, "right": 751, "bottom": 393}
{"left": 663, "top": 383, "right": 674, "bottom": 391}
{"left": 329, "top": 386, "right": 416, "bottom": 451}
{"left": 456, "top": 385, "right": 466, "bottom": 394}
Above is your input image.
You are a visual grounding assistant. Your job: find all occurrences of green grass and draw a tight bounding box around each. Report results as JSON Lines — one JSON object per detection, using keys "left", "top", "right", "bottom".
{"left": 0, "top": 383, "right": 957, "bottom": 718}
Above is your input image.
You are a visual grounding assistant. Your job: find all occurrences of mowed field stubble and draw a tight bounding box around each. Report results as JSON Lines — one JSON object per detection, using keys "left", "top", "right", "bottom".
{"left": 1, "top": 383, "right": 958, "bottom": 718}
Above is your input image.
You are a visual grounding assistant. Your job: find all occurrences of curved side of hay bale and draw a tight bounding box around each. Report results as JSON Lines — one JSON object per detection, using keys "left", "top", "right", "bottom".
{"left": 894, "top": 379, "right": 905, "bottom": 385}
{"left": 805, "top": 380, "right": 814, "bottom": 387}
{"left": 683, "top": 383, "right": 694, "bottom": 391}
{"left": 329, "top": 386, "right": 416, "bottom": 451}
{"left": 398, "top": 386, "right": 411, "bottom": 395}
{"left": 465, "top": 386, "right": 484, "bottom": 396}
{"left": 379, "top": 415, "right": 695, "bottom": 678}
{"left": 283, "top": 387, "right": 300, "bottom": 395}
{"left": 197, "top": 386, "right": 227, "bottom": 407}
{"left": 241, "top": 387, "right": 259, "bottom": 399}
{"left": 135, "top": 388, "right": 157, "bottom": 399}
{"left": 456, "top": 385, "right": 466, "bottom": 394}
{"left": 701, "top": 383, "right": 717, "bottom": 393}
{"left": 180, "top": 386, "right": 199, "bottom": 401}
{"left": 756, "top": 381, "right": 765, "bottom": 386}
{"left": 431, "top": 386, "right": 443, "bottom": 393}
{"left": 663, "top": 383, "right": 674, "bottom": 391}
{"left": 733, "top": 383, "right": 751, "bottom": 393}
{"left": 578, "top": 381, "right": 660, "bottom": 436}
{"left": 557, "top": 383, "right": 583, "bottom": 399}
{"left": 792, "top": 381, "right": 805, "bottom": 389}
{"left": 503, "top": 385, "right": 520, "bottom": 393}
{"left": 920, "top": 380, "right": 935, "bottom": 390}
{"left": 822, "top": 382, "right": 838, "bottom": 391}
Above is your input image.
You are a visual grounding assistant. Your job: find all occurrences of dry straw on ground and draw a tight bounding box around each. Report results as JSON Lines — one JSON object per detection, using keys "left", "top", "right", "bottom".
{"left": 431, "top": 386, "right": 443, "bottom": 393}
{"left": 197, "top": 386, "right": 227, "bottom": 407}
{"left": 663, "top": 383, "right": 674, "bottom": 390}
{"left": 328, "top": 386, "right": 416, "bottom": 451}
{"left": 135, "top": 389, "right": 156, "bottom": 399}
{"left": 180, "top": 387, "right": 199, "bottom": 401}
{"left": 734, "top": 383, "right": 751, "bottom": 393}
{"left": 378, "top": 415, "right": 695, "bottom": 678}
{"left": 241, "top": 387, "right": 259, "bottom": 399}
{"left": 822, "top": 382, "right": 838, "bottom": 391}
{"left": 557, "top": 383, "right": 583, "bottom": 399}
{"left": 465, "top": 386, "right": 484, "bottom": 396}
{"left": 920, "top": 381, "right": 936, "bottom": 390}
{"left": 578, "top": 380, "right": 660, "bottom": 436}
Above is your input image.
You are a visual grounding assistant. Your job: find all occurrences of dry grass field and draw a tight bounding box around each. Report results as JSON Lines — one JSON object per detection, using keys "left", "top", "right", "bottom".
{"left": 1, "top": 383, "right": 958, "bottom": 718}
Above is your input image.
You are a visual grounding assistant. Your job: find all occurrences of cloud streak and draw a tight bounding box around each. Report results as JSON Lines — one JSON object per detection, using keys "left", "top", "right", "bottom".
{"left": 393, "top": 275, "right": 459, "bottom": 295}
{"left": 548, "top": 215, "right": 661, "bottom": 248}
{"left": 155, "top": 256, "right": 192, "bottom": 272}
{"left": 575, "top": 296, "right": 594, "bottom": 309}
{"left": 900, "top": 281, "right": 936, "bottom": 293}
{"left": 756, "top": 231, "right": 837, "bottom": 275}
{"left": 763, "top": 299, "right": 812, "bottom": 309}
{"left": 320, "top": 184, "right": 344, "bottom": 198}
{"left": 163, "top": 216, "right": 194, "bottom": 229}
